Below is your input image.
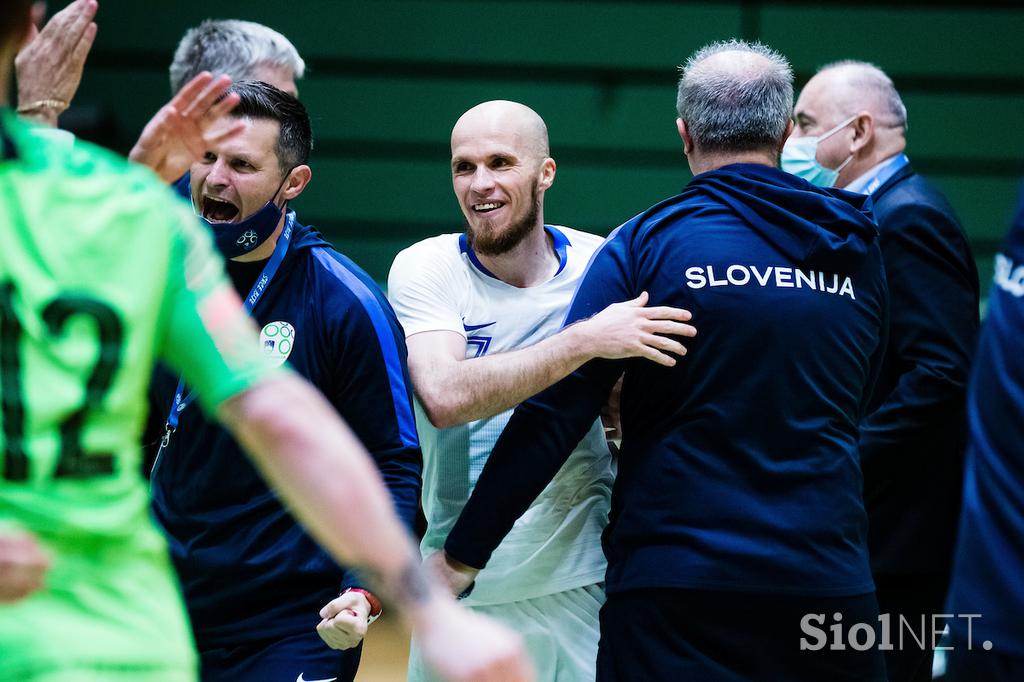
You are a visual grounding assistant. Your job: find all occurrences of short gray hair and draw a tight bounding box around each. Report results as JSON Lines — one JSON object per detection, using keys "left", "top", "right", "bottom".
{"left": 676, "top": 40, "right": 793, "bottom": 153}
{"left": 816, "top": 60, "right": 908, "bottom": 130}
{"left": 169, "top": 19, "right": 305, "bottom": 94}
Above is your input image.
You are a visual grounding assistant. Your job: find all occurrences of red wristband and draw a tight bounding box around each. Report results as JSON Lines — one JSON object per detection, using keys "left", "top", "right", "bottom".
{"left": 344, "top": 587, "right": 383, "bottom": 619}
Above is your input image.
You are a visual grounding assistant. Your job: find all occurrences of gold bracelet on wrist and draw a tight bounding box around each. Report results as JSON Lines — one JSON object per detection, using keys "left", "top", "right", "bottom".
{"left": 16, "top": 99, "right": 69, "bottom": 115}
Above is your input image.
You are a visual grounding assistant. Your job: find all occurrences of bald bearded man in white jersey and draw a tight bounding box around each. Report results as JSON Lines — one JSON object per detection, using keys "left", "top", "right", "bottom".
{"left": 387, "top": 100, "right": 696, "bottom": 681}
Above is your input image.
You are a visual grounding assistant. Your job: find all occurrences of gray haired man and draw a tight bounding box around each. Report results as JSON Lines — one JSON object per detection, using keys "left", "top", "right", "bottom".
{"left": 130, "top": 19, "right": 304, "bottom": 181}
{"left": 787, "top": 61, "right": 980, "bottom": 682}
{"left": 169, "top": 19, "right": 304, "bottom": 97}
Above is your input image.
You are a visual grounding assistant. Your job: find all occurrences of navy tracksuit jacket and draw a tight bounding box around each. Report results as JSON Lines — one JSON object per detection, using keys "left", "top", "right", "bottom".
{"left": 149, "top": 217, "right": 421, "bottom": 652}
{"left": 445, "top": 163, "right": 889, "bottom": 598}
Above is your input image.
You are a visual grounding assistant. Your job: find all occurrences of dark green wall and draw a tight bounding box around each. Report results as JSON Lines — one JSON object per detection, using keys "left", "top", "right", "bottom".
{"left": 63, "top": 0, "right": 1024, "bottom": 289}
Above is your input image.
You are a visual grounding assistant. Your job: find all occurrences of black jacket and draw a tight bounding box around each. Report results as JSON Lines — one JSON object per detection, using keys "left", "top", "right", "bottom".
{"left": 859, "top": 163, "right": 980, "bottom": 576}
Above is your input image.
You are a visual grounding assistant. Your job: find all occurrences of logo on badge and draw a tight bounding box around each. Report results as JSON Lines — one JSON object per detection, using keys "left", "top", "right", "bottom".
{"left": 259, "top": 321, "right": 295, "bottom": 366}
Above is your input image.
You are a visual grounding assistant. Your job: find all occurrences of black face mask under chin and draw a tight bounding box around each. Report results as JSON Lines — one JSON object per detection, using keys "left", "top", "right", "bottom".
{"left": 195, "top": 172, "right": 291, "bottom": 259}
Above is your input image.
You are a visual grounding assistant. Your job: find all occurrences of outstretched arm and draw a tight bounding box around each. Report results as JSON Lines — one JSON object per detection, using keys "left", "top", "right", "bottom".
{"left": 441, "top": 228, "right": 643, "bottom": 584}
{"left": 407, "top": 291, "right": 693, "bottom": 428}
{"left": 219, "top": 374, "right": 425, "bottom": 615}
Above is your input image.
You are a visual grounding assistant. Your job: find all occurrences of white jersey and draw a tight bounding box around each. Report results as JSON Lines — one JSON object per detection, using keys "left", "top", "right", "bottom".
{"left": 388, "top": 226, "right": 613, "bottom": 605}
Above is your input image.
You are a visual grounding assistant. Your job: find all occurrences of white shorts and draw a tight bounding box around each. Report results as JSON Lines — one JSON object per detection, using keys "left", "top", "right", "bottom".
{"left": 408, "top": 583, "right": 605, "bottom": 682}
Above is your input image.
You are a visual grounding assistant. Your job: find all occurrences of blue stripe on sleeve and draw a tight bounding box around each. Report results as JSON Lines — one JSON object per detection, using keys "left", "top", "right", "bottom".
{"left": 312, "top": 248, "right": 420, "bottom": 449}
{"left": 562, "top": 225, "right": 624, "bottom": 327}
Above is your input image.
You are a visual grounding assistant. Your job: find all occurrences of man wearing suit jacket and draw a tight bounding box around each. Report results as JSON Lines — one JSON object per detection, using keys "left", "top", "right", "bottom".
{"left": 785, "top": 60, "right": 980, "bottom": 682}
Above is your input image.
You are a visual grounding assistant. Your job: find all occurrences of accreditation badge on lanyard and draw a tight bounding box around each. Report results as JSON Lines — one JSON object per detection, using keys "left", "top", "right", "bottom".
{"left": 151, "top": 213, "right": 295, "bottom": 473}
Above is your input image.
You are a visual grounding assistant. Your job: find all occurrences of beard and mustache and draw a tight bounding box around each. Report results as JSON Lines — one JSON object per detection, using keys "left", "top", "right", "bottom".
{"left": 464, "top": 179, "right": 541, "bottom": 258}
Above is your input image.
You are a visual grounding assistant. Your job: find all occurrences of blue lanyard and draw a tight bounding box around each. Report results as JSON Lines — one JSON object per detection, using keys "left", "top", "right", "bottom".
{"left": 157, "top": 213, "right": 295, "bottom": 451}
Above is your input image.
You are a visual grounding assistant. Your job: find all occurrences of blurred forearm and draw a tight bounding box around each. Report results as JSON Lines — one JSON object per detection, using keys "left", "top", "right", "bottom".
{"left": 218, "top": 373, "right": 440, "bottom": 624}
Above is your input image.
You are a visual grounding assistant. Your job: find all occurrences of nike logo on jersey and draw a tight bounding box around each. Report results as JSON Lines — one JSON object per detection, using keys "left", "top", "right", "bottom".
{"left": 463, "top": 320, "right": 496, "bottom": 358}
{"left": 296, "top": 675, "right": 337, "bottom": 682}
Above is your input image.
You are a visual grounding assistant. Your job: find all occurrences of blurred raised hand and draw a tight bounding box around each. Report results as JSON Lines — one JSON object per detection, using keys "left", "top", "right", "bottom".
{"left": 16, "top": 0, "right": 98, "bottom": 126}
{"left": 129, "top": 73, "right": 245, "bottom": 183}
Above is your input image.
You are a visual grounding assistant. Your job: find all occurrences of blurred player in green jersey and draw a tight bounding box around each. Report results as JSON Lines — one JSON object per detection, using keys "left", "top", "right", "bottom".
{"left": 0, "top": 3, "right": 532, "bottom": 681}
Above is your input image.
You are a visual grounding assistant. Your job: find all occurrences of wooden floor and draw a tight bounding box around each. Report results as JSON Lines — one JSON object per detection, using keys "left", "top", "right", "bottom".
{"left": 356, "top": 613, "right": 412, "bottom": 681}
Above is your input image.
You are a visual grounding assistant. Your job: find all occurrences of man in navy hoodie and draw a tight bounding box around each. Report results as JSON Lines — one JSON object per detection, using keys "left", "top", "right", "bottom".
{"left": 944, "top": 186, "right": 1024, "bottom": 682}
{"left": 433, "top": 40, "right": 890, "bottom": 680}
{"left": 147, "top": 81, "right": 422, "bottom": 682}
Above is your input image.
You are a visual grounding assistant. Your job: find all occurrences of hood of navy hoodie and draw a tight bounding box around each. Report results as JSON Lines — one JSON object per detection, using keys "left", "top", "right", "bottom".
{"left": 685, "top": 163, "right": 877, "bottom": 270}
{"left": 285, "top": 211, "right": 331, "bottom": 257}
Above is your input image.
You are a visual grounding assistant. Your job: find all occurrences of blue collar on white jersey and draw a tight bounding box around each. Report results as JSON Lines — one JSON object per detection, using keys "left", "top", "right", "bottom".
{"left": 459, "top": 225, "right": 572, "bottom": 280}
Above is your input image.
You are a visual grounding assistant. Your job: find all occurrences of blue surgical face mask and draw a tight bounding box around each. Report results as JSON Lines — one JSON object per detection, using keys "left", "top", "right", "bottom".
{"left": 192, "top": 173, "right": 290, "bottom": 259}
{"left": 780, "top": 114, "right": 857, "bottom": 187}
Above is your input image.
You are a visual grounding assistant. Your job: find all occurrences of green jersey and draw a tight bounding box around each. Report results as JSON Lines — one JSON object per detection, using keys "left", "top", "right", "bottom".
{"left": 0, "top": 111, "right": 272, "bottom": 676}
